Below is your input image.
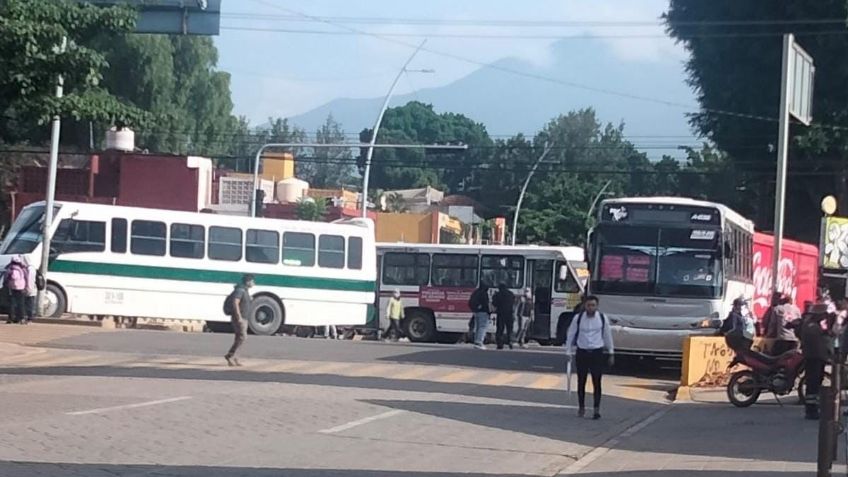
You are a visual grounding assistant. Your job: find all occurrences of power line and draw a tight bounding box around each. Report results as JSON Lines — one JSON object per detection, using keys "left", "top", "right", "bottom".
{"left": 242, "top": 1, "right": 848, "bottom": 134}
{"left": 221, "top": 25, "right": 848, "bottom": 41}
{"left": 223, "top": 12, "right": 848, "bottom": 28}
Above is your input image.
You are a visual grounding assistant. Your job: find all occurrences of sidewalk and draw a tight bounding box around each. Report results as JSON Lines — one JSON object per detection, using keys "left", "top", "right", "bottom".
{"left": 567, "top": 389, "right": 847, "bottom": 476}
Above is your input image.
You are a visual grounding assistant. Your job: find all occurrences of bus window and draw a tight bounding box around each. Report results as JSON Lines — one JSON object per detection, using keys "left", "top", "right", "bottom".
{"left": 480, "top": 255, "right": 523, "bottom": 288}
{"left": 246, "top": 229, "right": 279, "bottom": 264}
{"left": 111, "top": 218, "right": 127, "bottom": 254}
{"left": 432, "top": 254, "right": 478, "bottom": 287}
{"left": 347, "top": 237, "right": 363, "bottom": 270}
{"left": 555, "top": 262, "right": 580, "bottom": 293}
{"left": 208, "top": 226, "right": 242, "bottom": 262}
{"left": 382, "top": 253, "right": 429, "bottom": 286}
{"left": 282, "top": 232, "right": 315, "bottom": 267}
{"left": 318, "top": 235, "right": 345, "bottom": 269}
{"left": 170, "top": 223, "right": 205, "bottom": 259}
{"left": 54, "top": 219, "right": 106, "bottom": 254}
{"left": 131, "top": 220, "right": 166, "bottom": 256}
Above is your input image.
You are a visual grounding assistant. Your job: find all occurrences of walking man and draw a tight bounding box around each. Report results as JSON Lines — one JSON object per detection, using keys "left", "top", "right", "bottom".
{"left": 493, "top": 283, "right": 515, "bottom": 350}
{"left": 385, "top": 289, "right": 405, "bottom": 341}
{"left": 514, "top": 287, "right": 534, "bottom": 348}
{"left": 564, "top": 296, "right": 614, "bottom": 419}
{"left": 4, "top": 256, "right": 29, "bottom": 324}
{"left": 224, "top": 274, "right": 255, "bottom": 366}
{"left": 468, "top": 283, "right": 491, "bottom": 350}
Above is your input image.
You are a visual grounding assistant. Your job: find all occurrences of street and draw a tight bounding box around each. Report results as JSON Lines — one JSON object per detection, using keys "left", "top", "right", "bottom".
{"left": 0, "top": 323, "right": 838, "bottom": 476}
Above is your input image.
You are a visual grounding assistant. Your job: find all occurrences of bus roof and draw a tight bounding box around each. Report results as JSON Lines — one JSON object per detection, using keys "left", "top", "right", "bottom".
{"left": 376, "top": 242, "right": 585, "bottom": 262}
{"left": 23, "top": 200, "right": 374, "bottom": 233}
{"left": 600, "top": 196, "right": 753, "bottom": 232}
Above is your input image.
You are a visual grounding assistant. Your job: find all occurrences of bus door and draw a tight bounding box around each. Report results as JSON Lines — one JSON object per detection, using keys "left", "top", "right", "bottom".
{"left": 527, "top": 259, "right": 554, "bottom": 339}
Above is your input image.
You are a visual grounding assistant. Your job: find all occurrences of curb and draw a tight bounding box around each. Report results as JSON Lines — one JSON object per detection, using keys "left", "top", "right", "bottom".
{"left": 35, "top": 317, "right": 204, "bottom": 333}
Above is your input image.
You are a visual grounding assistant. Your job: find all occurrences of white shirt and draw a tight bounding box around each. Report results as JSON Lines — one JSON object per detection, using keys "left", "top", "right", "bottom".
{"left": 564, "top": 311, "right": 614, "bottom": 355}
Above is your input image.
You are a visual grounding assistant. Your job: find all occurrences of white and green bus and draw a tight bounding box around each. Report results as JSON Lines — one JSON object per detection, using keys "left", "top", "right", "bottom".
{"left": 0, "top": 201, "right": 376, "bottom": 335}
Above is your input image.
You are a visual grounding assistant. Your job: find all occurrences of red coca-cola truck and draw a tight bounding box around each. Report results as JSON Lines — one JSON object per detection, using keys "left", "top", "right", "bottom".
{"left": 752, "top": 232, "right": 819, "bottom": 320}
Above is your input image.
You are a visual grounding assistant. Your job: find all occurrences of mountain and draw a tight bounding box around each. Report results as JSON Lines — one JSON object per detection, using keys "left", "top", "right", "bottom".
{"left": 289, "top": 38, "right": 698, "bottom": 153}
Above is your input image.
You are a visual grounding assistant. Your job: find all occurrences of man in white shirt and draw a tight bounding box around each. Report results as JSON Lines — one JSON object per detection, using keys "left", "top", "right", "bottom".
{"left": 564, "top": 295, "right": 614, "bottom": 419}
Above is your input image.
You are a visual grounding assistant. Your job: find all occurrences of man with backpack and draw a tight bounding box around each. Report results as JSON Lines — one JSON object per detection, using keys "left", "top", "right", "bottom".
{"left": 468, "top": 283, "right": 491, "bottom": 350}
{"left": 493, "top": 283, "right": 516, "bottom": 350}
{"left": 223, "top": 274, "right": 255, "bottom": 366}
{"left": 721, "top": 297, "right": 753, "bottom": 353}
{"left": 4, "top": 256, "right": 29, "bottom": 324}
{"left": 564, "top": 295, "right": 613, "bottom": 420}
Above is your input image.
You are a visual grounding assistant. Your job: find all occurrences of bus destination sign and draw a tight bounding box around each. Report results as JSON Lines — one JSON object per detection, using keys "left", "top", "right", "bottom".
{"left": 601, "top": 203, "right": 720, "bottom": 226}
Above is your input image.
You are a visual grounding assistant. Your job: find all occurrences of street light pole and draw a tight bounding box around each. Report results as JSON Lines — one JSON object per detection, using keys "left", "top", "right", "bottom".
{"left": 37, "top": 36, "right": 67, "bottom": 316}
{"left": 771, "top": 34, "right": 794, "bottom": 294}
{"left": 511, "top": 142, "right": 553, "bottom": 246}
{"left": 585, "top": 180, "right": 613, "bottom": 225}
{"left": 360, "top": 40, "right": 427, "bottom": 218}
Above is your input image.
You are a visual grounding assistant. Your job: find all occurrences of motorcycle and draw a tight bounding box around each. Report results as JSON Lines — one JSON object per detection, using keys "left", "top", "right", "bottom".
{"left": 726, "top": 346, "right": 806, "bottom": 407}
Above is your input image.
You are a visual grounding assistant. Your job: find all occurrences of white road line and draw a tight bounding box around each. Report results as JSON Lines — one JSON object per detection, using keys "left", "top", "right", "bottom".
{"left": 319, "top": 409, "right": 405, "bottom": 434}
{"left": 66, "top": 396, "right": 192, "bottom": 416}
{"left": 557, "top": 404, "right": 672, "bottom": 475}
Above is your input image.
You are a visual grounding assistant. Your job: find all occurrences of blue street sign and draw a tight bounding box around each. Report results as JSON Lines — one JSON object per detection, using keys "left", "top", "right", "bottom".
{"left": 82, "top": 0, "right": 221, "bottom": 36}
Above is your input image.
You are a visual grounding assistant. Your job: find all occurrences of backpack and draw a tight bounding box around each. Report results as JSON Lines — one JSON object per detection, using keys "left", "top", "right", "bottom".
{"left": 573, "top": 311, "right": 607, "bottom": 344}
{"left": 4, "top": 262, "right": 27, "bottom": 291}
{"left": 35, "top": 269, "right": 45, "bottom": 291}
{"left": 468, "top": 289, "right": 485, "bottom": 312}
{"left": 223, "top": 289, "right": 237, "bottom": 315}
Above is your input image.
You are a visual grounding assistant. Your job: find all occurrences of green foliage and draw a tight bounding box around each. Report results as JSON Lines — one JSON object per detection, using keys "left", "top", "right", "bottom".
{"left": 384, "top": 192, "right": 408, "bottom": 213}
{"left": 665, "top": 0, "right": 848, "bottom": 242}
{"left": 295, "top": 197, "right": 328, "bottom": 222}
{"left": 301, "top": 114, "right": 355, "bottom": 188}
{"left": 0, "top": 0, "right": 148, "bottom": 143}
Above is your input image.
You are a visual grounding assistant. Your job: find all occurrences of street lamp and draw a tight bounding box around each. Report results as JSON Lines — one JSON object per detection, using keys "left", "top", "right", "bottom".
{"left": 360, "top": 40, "right": 433, "bottom": 218}
{"left": 585, "top": 180, "right": 614, "bottom": 225}
{"left": 511, "top": 142, "right": 553, "bottom": 246}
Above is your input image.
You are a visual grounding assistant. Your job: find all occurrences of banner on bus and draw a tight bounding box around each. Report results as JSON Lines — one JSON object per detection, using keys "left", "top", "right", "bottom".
{"left": 420, "top": 287, "right": 473, "bottom": 312}
{"left": 821, "top": 216, "right": 848, "bottom": 270}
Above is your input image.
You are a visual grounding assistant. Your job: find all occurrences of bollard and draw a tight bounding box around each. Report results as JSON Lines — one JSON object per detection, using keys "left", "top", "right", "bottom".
{"left": 818, "top": 384, "right": 835, "bottom": 477}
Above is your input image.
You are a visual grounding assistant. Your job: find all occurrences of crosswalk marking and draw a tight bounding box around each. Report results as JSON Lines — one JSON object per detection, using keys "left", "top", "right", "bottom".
{"left": 304, "top": 362, "right": 355, "bottom": 375}
{"left": 481, "top": 372, "right": 523, "bottom": 386}
{"left": 391, "top": 366, "right": 437, "bottom": 380}
{"left": 435, "top": 370, "right": 476, "bottom": 383}
{"left": 344, "top": 364, "right": 393, "bottom": 377}
{"left": 528, "top": 375, "right": 563, "bottom": 390}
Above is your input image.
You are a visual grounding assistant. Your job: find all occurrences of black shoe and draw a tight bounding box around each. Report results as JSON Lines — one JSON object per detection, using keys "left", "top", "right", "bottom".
{"left": 225, "top": 355, "right": 236, "bottom": 367}
{"left": 496, "top": 345, "right": 504, "bottom": 350}
{"left": 577, "top": 408, "right": 585, "bottom": 418}
{"left": 508, "top": 344, "right": 514, "bottom": 350}
{"left": 593, "top": 410, "right": 601, "bottom": 420}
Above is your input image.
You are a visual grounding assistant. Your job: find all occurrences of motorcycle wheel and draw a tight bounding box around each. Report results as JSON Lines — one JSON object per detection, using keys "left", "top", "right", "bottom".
{"left": 727, "top": 370, "right": 761, "bottom": 408}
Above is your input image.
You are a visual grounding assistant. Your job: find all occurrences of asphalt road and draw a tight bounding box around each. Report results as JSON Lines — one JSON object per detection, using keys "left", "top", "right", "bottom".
{"left": 0, "top": 324, "right": 678, "bottom": 477}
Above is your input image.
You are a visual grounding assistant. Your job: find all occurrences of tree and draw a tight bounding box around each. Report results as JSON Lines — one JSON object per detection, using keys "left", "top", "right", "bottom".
{"left": 384, "top": 192, "right": 408, "bottom": 213}
{"left": 93, "top": 34, "right": 238, "bottom": 156}
{"left": 295, "top": 197, "right": 328, "bottom": 222}
{"left": 358, "top": 101, "right": 493, "bottom": 193}
{"left": 0, "top": 0, "right": 148, "bottom": 145}
{"left": 665, "top": 0, "right": 848, "bottom": 242}
{"left": 299, "top": 114, "right": 355, "bottom": 188}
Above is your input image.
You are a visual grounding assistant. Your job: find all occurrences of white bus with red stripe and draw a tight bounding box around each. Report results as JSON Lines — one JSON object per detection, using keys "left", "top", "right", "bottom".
{"left": 376, "top": 243, "right": 587, "bottom": 344}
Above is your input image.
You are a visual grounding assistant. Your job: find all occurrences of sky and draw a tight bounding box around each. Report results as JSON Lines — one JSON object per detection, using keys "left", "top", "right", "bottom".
{"left": 215, "top": 0, "right": 692, "bottom": 135}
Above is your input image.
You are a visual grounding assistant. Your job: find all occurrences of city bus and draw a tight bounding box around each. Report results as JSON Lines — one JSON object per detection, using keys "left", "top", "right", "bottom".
{"left": 0, "top": 201, "right": 376, "bottom": 335}
{"left": 588, "top": 196, "right": 817, "bottom": 357}
{"left": 376, "top": 243, "right": 587, "bottom": 344}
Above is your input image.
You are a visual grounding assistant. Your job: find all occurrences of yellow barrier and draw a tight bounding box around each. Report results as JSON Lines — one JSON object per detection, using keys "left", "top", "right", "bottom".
{"left": 678, "top": 336, "right": 770, "bottom": 399}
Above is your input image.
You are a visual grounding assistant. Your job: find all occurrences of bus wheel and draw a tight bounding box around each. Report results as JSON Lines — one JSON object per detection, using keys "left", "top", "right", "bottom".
{"left": 42, "top": 283, "right": 66, "bottom": 318}
{"left": 404, "top": 311, "right": 436, "bottom": 342}
{"left": 248, "top": 296, "right": 283, "bottom": 336}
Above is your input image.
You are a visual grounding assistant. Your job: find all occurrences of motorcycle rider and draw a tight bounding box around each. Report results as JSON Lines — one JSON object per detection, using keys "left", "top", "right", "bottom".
{"left": 765, "top": 294, "right": 801, "bottom": 356}
{"left": 722, "top": 297, "right": 753, "bottom": 353}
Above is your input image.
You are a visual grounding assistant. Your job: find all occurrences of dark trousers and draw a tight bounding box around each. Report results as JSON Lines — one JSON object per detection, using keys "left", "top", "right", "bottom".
{"left": 386, "top": 318, "right": 403, "bottom": 340}
{"left": 576, "top": 348, "right": 606, "bottom": 410}
{"left": 805, "top": 358, "right": 826, "bottom": 401}
{"left": 25, "top": 295, "right": 35, "bottom": 321}
{"left": 769, "top": 340, "right": 798, "bottom": 356}
{"left": 496, "top": 313, "right": 514, "bottom": 347}
{"left": 7, "top": 290, "right": 26, "bottom": 323}
{"left": 226, "top": 318, "right": 247, "bottom": 358}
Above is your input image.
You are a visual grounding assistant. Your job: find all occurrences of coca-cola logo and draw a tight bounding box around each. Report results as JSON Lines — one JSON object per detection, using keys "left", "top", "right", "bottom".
{"left": 752, "top": 251, "right": 798, "bottom": 311}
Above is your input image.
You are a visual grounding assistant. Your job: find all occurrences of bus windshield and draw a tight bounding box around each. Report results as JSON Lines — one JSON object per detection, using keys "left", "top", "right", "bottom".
{"left": 0, "top": 205, "right": 54, "bottom": 255}
{"left": 591, "top": 225, "right": 722, "bottom": 298}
